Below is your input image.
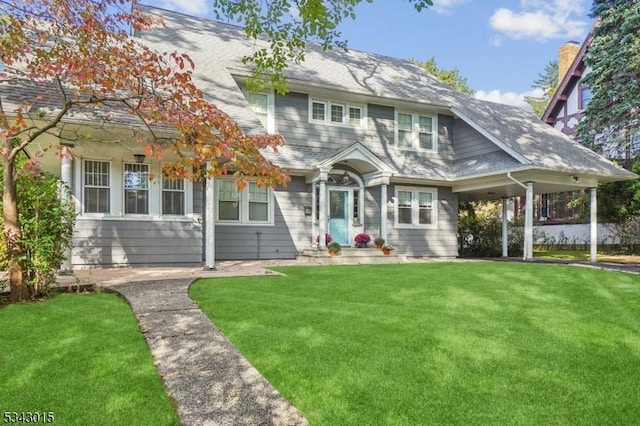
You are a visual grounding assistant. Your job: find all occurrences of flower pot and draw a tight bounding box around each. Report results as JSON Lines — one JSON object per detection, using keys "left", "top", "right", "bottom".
{"left": 329, "top": 252, "right": 338, "bottom": 256}
{"left": 356, "top": 242, "right": 368, "bottom": 248}
{"left": 376, "top": 243, "right": 383, "bottom": 249}
{"left": 383, "top": 249, "right": 391, "bottom": 255}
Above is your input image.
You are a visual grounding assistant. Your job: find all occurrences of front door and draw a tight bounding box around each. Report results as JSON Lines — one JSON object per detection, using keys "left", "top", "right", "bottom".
{"left": 329, "top": 189, "right": 349, "bottom": 245}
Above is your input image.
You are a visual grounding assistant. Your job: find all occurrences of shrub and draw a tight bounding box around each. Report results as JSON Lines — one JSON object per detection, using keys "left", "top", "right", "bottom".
{"left": 1, "top": 166, "right": 76, "bottom": 297}
{"left": 327, "top": 241, "right": 341, "bottom": 254}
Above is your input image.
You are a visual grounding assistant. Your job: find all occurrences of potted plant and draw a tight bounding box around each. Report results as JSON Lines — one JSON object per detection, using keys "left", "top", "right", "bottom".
{"left": 374, "top": 237, "right": 385, "bottom": 249}
{"left": 327, "top": 241, "right": 341, "bottom": 256}
{"left": 354, "top": 233, "right": 371, "bottom": 248}
{"left": 315, "top": 233, "right": 332, "bottom": 246}
{"left": 381, "top": 243, "right": 394, "bottom": 255}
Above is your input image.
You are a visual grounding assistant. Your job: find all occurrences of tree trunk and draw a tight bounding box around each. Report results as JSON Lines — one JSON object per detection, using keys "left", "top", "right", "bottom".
{"left": 3, "top": 152, "right": 28, "bottom": 302}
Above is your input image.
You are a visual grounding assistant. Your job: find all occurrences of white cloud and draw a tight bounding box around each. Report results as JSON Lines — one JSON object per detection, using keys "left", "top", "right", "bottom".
{"left": 432, "top": 0, "right": 470, "bottom": 15}
{"left": 156, "top": 0, "right": 208, "bottom": 17}
{"left": 474, "top": 88, "right": 544, "bottom": 111}
{"left": 489, "top": 0, "right": 588, "bottom": 42}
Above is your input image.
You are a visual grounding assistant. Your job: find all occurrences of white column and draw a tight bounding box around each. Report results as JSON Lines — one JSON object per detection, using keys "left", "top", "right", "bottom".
{"left": 60, "top": 152, "right": 73, "bottom": 272}
{"left": 524, "top": 182, "right": 534, "bottom": 260}
{"left": 590, "top": 187, "right": 598, "bottom": 263}
{"left": 380, "top": 184, "right": 388, "bottom": 242}
{"left": 318, "top": 179, "right": 327, "bottom": 249}
{"left": 501, "top": 197, "right": 509, "bottom": 257}
{"left": 311, "top": 182, "right": 317, "bottom": 247}
{"left": 204, "top": 173, "right": 216, "bottom": 270}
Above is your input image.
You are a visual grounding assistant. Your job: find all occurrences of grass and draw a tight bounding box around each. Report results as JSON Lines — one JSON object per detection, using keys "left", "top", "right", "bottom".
{"left": 0, "top": 293, "right": 179, "bottom": 426}
{"left": 190, "top": 263, "right": 640, "bottom": 425}
{"left": 535, "top": 248, "right": 640, "bottom": 264}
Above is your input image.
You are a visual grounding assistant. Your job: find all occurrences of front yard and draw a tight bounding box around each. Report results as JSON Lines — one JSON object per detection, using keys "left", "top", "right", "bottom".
{"left": 191, "top": 263, "right": 640, "bottom": 425}
{"left": 0, "top": 293, "right": 179, "bottom": 426}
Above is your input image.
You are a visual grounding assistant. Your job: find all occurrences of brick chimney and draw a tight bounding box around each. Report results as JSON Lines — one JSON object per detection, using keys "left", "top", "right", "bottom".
{"left": 558, "top": 41, "right": 580, "bottom": 82}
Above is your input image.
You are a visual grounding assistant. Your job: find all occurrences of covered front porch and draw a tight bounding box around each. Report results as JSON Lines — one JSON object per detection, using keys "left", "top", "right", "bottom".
{"left": 454, "top": 169, "right": 602, "bottom": 262}
{"left": 303, "top": 143, "right": 394, "bottom": 250}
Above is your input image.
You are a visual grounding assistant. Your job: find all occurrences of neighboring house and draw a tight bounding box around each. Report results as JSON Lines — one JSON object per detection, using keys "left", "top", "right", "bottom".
{"left": 540, "top": 34, "right": 640, "bottom": 224}
{"left": 4, "top": 4, "right": 636, "bottom": 267}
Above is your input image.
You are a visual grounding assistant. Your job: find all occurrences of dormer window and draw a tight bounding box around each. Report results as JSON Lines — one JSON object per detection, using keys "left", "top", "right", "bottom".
{"left": 245, "top": 91, "right": 275, "bottom": 133}
{"left": 310, "top": 98, "right": 365, "bottom": 128}
{"left": 395, "top": 111, "right": 437, "bottom": 152}
{"left": 579, "top": 86, "right": 592, "bottom": 110}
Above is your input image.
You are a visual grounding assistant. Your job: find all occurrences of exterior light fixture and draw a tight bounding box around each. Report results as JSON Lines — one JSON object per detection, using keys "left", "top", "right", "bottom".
{"left": 133, "top": 154, "right": 146, "bottom": 164}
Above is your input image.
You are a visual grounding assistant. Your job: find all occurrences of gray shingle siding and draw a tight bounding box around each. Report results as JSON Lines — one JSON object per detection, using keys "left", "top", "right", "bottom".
{"left": 385, "top": 185, "right": 459, "bottom": 257}
{"left": 214, "top": 176, "right": 309, "bottom": 260}
{"left": 453, "top": 119, "right": 501, "bottom": 160}
{"left": 72, "top": 219, "right": 202, "bottom": 266}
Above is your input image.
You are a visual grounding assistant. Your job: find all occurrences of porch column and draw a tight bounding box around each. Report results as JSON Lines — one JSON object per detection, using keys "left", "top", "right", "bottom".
{"left": 204, "top": 172, "right": 216, "bottom": 270}
{"left": 590, "top": 187, "right": 598, "bottom": 262}
{"left": 60, "top": 148, "right": 73, "bottom": 272}
{"left": 311, "top": 182, "right": 317, "bottom": 246}
{"left": 380, "top": 184, "right": 388, "bottom": 242}
{"left": 501, "top": 197, "right": 509, "bottom": 257}
{"left": 318, "top": 178, "right": 327, "bottom": 249}
{"left": 524, "top": 182, "right": 534, "bottom": 260}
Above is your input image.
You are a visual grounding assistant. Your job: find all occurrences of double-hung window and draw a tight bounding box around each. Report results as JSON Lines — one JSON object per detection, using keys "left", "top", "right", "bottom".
{"left": 123, "top": 163, "right": 149, "bottom": 215}
{"left": 395, "top": 186, "right": 437, "bottom": 228}
{"left": 246, "top": 91, "right": 274, "bottom": 133}
{"left": 395, "top": 112, "right": 437, "bottom": 152}
{"left": 162, "top": 174, "right": 185, "bottom": 216}
{"left": 84, "top": 160, "right": 110, "bottom": 213}
{"left": 217, "top": 179, "right": 273, "bottom": 224}
{"left": 310, "top": 98, "right": 365, "bottom": 127}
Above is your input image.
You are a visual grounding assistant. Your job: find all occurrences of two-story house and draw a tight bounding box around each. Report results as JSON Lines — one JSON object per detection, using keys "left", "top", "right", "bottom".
{"left": 7, "top": 4, "right": 636, "bottom": 267}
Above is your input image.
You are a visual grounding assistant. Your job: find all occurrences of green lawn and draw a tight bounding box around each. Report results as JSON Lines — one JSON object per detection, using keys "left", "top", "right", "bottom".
{"left": 190, "top": 263, "right": 640, "bottom": 425}
{"left": 0, "top": 293, "right": 178, "bottom": 426}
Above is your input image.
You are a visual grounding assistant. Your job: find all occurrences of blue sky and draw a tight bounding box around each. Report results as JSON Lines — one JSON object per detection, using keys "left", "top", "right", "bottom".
{"left": 142, "top": 0, "right": 594, "bottom": 109}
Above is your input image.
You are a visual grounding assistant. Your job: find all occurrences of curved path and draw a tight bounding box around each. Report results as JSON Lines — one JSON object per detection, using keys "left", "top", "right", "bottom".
{"left": 102, "top": 276, "right": 307, "bottom": 426}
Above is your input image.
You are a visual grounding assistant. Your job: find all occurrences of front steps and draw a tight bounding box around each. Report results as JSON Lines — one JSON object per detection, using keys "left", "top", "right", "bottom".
{"left": 297, "top": 247, "right": 407, "bottom": 265}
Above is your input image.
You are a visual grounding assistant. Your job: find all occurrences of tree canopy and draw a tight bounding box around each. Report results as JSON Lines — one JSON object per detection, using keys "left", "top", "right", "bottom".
{"left": 411, "top": 57, "right": 474, "bottom": 96}
{"left": 577, "top": 0, "right": 640, "bottom": 157}
{"left": 213, "top": 0, "right": 434, "bottom": 92}
{"left": 0, "top": 0, "right": 289, "bottom": 301}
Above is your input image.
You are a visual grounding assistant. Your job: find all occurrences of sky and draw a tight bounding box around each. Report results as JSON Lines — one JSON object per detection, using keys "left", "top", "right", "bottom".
{"left": 142, "top": 0, "right": 595, "bottom": 109}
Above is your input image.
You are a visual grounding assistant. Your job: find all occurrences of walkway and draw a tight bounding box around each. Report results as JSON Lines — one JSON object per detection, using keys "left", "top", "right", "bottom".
{"left": 57, "top": 261, "right": 307, "bottom": 426}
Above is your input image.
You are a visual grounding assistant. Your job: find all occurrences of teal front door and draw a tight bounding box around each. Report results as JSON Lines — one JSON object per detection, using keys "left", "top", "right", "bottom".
{"left": 329, "top": 189, "right": 349, "bottom": 245}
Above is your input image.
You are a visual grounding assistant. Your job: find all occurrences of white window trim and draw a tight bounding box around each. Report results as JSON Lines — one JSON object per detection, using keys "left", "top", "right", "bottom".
{"left": 75, "top": 158, "right": 193, "bottom": 219}
{"left": 81, "top": 159, "right": 113, "bottom": 216}
{"left": 309, "top": 97, "right": 366, "bottom": 128}
{"left": 394, "top": 186, "right": 438, "bottom": 229}
{"left": 394, "top": 111, "right": 438, "bottom": 152}
{"left": 215, "top": 178, "right": 275, "bottom": 226}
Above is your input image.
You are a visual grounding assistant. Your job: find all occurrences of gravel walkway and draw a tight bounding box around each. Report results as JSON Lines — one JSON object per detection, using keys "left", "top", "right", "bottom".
{"left": 104, "top": 278, "right": 307, "bottom": 426}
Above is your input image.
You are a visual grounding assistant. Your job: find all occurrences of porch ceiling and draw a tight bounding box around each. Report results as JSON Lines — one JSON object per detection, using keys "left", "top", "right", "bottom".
{"left": 453, "top": 169, "right": 600, "bottom": 202}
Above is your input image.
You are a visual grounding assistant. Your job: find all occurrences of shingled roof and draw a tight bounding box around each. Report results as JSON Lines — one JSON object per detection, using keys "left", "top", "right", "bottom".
{"left": 134, "top": 4, "right": 634, "bottom": 183}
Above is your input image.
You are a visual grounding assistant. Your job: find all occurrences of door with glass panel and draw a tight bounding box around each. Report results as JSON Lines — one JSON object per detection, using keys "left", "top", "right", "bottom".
{"left": 329, "top": 189, "right": 349, "bottom": 245}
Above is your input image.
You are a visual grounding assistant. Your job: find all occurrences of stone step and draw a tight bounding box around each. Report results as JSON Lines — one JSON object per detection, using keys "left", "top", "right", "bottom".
{"left": 297, "top": 247, "right": 406, "bottom": 265}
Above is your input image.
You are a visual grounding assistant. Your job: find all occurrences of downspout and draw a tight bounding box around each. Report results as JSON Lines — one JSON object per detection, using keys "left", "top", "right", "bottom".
{"left": 507, "top": 173, "right": 534, "bottom": 261}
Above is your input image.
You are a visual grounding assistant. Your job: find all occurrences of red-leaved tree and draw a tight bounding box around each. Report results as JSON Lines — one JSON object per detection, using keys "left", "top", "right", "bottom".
{"left": 0, "top": 0, "right": 289, "bottom": 302}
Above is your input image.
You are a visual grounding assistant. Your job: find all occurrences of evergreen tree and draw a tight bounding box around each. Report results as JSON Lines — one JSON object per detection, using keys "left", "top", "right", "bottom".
{"left": 577, "top": 1, "right": 640, "bottom": 157}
